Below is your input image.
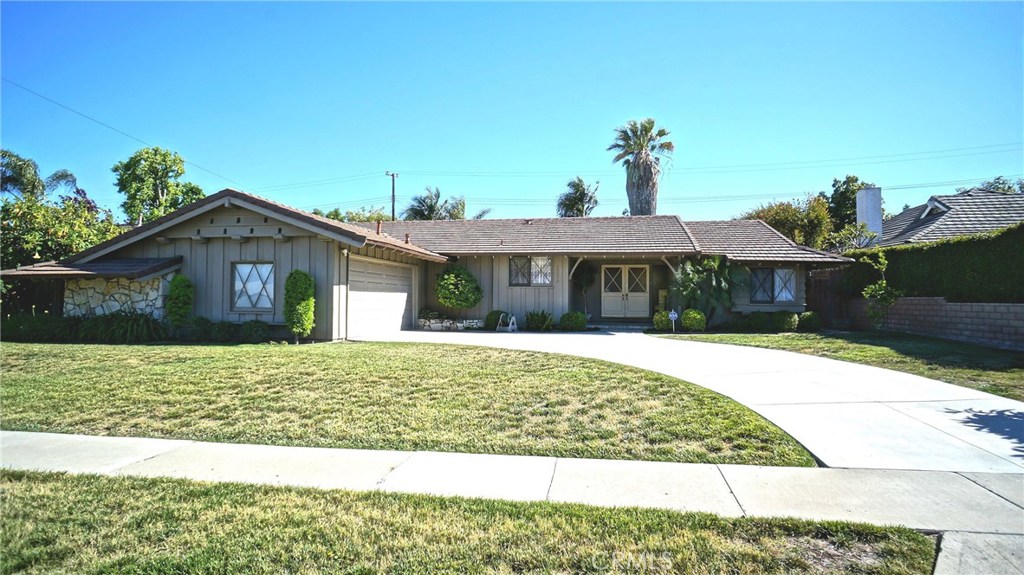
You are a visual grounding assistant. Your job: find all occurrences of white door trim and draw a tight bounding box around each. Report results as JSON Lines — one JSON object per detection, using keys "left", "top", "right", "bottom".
{"left": 600, "top": 264, "right": 650, "bottom": 318}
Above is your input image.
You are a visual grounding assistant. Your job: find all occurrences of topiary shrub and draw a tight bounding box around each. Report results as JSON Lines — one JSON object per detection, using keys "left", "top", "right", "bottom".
{"left": 772, "top": 311, "right": 799, "bottom": 333}
{"left": 165, "top": 275, "right": 194, "bottom": 330}
{"left": 435, "top": 266, "right": 483, "bottom": 316}
{"left": 211, "top": 321, "right": 239, "bottom": 343}
{"left": 559, "top": 311, "right": 587, "bottom": 331}
{"left": 652, "top": 310, "right": 672, "bottom": 331}
{"left": 186, "top": 316, "right": 213, "bottom": 342}
{"left": 797, "top": 311, "right": 822, "bottom": 332}
{"left": 484, "top": 309, "right": 507, "bottom": 331}
{"left": 241, "top": 319, "right": 270, "bottom": 343}
{"left": 681, "top": 309, "right": 707, "bottom": 332}
{"left": 524, "top": 310, "right": 553, "bottom": 332}
{"left": 285, "top": 270, "right": 315, "bottom": 343}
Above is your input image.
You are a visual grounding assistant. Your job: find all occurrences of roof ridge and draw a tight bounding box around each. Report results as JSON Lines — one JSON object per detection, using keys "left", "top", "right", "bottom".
{"left": 678, "top": 217, "right": 702, "bottom": 252}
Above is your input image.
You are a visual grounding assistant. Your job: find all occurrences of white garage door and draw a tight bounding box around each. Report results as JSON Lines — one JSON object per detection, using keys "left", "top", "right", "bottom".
{"left": 348, "top": 258, "right": 414, "bottom": 339}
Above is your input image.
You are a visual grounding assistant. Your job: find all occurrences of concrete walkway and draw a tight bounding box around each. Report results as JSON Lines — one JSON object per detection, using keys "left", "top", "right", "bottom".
{"left": 365, "top": 330, "right": 1024, "bottom": 474}
{"left": 3, "top": 430, "right": 1023, "bottom": 573}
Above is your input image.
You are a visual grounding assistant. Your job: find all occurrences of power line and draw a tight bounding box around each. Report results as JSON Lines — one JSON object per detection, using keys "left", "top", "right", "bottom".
{"left": 2, "top": 77, "right": 247, "bottom": 188}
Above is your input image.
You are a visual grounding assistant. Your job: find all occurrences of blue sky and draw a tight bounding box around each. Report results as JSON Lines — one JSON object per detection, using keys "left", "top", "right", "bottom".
{"left": 2, "top": 2, "right": 1021, "bottom": 221}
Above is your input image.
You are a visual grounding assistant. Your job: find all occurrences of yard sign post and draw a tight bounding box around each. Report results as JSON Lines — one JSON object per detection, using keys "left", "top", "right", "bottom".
{"left": 668, "top": 310, "right": 678, "bottom": 333}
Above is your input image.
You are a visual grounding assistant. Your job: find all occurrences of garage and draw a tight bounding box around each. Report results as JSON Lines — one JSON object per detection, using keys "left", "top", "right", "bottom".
{"left": 347, "top": 257, "right": 415, "bottom": 339}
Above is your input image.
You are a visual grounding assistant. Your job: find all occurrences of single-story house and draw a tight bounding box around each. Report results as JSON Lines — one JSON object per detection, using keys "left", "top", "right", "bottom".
{"left": 1, "top": 188, "right": 848, "bottom": 339}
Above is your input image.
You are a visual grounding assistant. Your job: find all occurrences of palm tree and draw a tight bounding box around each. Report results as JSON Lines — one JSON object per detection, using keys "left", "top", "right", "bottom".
{"left": 1, "top": 149, "right": 80, "bottom": 200}
{"left": 606, "top": 118, "right": 675, "bottom": 216}
{"left": 402, "top": 187, "right": 490, "bottom": 220}
{"left": 557, "top": 177, "right": 599, "bottom": 217}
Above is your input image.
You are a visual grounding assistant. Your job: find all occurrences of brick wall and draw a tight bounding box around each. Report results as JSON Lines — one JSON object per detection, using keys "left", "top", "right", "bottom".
{"left": 848, "top": 297, "right": 1024, "bottom": 351}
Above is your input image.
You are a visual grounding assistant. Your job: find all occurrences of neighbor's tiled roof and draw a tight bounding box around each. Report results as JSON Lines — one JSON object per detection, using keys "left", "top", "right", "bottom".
{"left": 0, "top": 257, "right": 183, "bottom": 279}
{"left": 880, "top": 190, "right": 1024, "bottom": 247}
{"left": 359, "top": 215, "right": 700, "bottom": 255}
{"left": 65, "top": 189, "right": 448, "bottom": 264}
{"left": 684, "top": 220, "right": 851, "bottom": 263}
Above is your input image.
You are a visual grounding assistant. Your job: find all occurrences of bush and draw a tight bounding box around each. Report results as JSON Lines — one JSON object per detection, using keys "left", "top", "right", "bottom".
{"left": 241, "top": 319, "right": 270, "bottom": 343}
{"left": 106, "top": 311, "right": 166, "bottom": 344}
{"left": 165, "top": 275, "right": 194, "bottom": 329}
{"left": 797, "top": 311, "right": 822, "bottom": 332}
{"left": 1, "top": 313, "right": 65, "bottom": 342}
{"left": 558, "top": 311, "right": 587, "bottom": 331}
{"left": 524, "top": 310, "right": 553, "bottom": 332}
{"left": 747, "top": 312, "right": 773, "bottom": 333}
{"left": 842, "top": 222, "right": 1024, "bottom": 303}
{"left": 184, "top": 316, "right": 213, "bottom": 342}
{"left": 419, "top": 308, "right": 444, "bottom": 321}
{"left": 284, "top": 270, "right": 315, "bottom": 342}
{"left": 435, "top": 266, "right": 483, "bottom": 312}
{"left": 211, "top": 321, "right": 239, "bottom": 343}
{"left": 652, "top": 310, "right": 672, "bottom": 331}
{"left": 681, "top": 309, "right": 707, "bottom": 332}
{"left": 772, "top": 311, "right": 799, "bottom": 333}
{"left": 484, "top": 309, "right": 507, "bottom": 331}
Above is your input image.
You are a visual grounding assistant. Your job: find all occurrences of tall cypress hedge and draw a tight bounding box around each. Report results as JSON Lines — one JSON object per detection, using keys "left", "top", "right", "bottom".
{"left": 284, "top": 270, "right": 315, "bottom": 342}
{"left": 841, "top": 223, "right": 1023, "bottom": 303}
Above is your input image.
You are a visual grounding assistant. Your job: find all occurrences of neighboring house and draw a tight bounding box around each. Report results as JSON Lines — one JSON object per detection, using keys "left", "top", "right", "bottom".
{"left": 1, "top": 188, "right": 847, "bottom": 339}
{"left": 858, "top": 188, "right": 1024, "bottom": 247}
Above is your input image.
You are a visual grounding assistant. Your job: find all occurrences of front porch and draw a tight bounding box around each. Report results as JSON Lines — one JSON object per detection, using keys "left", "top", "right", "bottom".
{"left": 568, "top": 257, "right": 675, "bottom": 324}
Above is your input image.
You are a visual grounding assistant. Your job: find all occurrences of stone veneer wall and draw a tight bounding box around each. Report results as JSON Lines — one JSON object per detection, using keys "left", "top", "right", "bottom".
{"left": 63, "top": 272, "right": 175, "bottom": 319}
{"left": 849, "top": 297, "right": 1024, "bottom": 351}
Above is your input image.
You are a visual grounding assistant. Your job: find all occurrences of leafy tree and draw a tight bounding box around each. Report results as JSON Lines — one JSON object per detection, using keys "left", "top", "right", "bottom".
{"left": 607, "top": 118, "right": 675, "bottom": 216}
{"left": 1, "top": 149, "right": 80, "bottom": 200}
{"left": 284, "top": 270, "right": 315, "bottom": 343}
{"left": 956, "top": 176, "right": 1023, "bottom": 194}
{"left": 312, "top": 205, "right": 389, "bottom": 222}
{"left": 112, "top": 147, "right": 205, "bottom": 225}
{"left": 860, "top": 252, "right": 902, "bottom": 329}
{"left": 825, "top": 223, "right": 878, "bottom": 253}
{"left": 667, "top": 255, "right": 735, "bottom": 324}
{"left": 825, "top": 175, "right": 874, "bottom": 229}
{"left": 402, "top": 187, "right": 489, "bottom": 220}
{"left": 557, "top": 177, "right": 599, "bottom": 217}
{"left": 739, "top": 195, "right": 832, "bottom": 249}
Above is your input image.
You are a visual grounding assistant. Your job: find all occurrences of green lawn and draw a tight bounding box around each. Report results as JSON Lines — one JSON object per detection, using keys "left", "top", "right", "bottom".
{"left": 0, "top": 342, "right": 814, "bottom": 467}
{"left": 1, "top": 470, "right": 935, "bottom": 574}
{"left": 662, "top": 331, "right": 1024, "bottom": 401}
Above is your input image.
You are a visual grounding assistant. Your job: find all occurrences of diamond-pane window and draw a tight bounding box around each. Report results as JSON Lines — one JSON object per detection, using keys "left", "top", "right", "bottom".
{"left": 750, "top": 268, "right": 773, "bottom": 303}
{"left": 233, "top": 263, "right": 274, "bottom": 310}
{"left": 510, "top": 257, "right": 530, "bottom": 286}
{"left": 603, "top": 267, "right": 622, "bottom": 292}
{"left": 774, "top": 268, "right": 796, "bottom": 302}
{"left": 531, "top": 257, "right": 552, "bottom": 286}
{"left": 627, "top": 268, "right": 648, "bottom": 293}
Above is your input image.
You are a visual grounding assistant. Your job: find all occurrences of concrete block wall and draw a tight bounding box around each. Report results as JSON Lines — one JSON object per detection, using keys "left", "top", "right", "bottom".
{"left": 849, "top": 297, "right": 1024, "bottom": 351}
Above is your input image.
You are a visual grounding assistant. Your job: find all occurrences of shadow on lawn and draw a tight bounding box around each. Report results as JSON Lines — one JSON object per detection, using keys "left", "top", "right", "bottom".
{"left": 944, "top": 407, "right": 1024, "bottom": 460}
{"left": 822, "top": 331, "right": 1024, "bottom": 372}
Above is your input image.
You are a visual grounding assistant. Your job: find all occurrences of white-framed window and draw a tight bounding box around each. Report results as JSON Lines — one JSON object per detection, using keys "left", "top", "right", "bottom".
{"left": 750, "top": 267, "right": 796, "bottom": 304}
{"left": 232, "top": 262, "right": 274, "bottom": 311}
{"left": 509, "top": 256, "right": 552, "bottom": 287}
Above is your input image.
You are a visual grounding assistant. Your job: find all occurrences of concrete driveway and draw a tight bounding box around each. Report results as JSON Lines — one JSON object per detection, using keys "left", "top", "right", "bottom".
{"left": 365, "top": 329, "right": 1024, "bottom": 474}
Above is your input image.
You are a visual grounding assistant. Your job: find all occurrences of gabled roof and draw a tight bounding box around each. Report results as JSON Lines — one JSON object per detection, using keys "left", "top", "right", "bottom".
{"left": 356, "top": 215, "right": 700, "bottom": 256}
{"left": 685, "top": 220, "right": 851, "bottom": 263}
{"left": 881, "top": 190, "right": 1024, "bottom": 247}
{"left": 63, "top": 189, "right": 448, "bottom": 264}
{"left": 0, "top": 257, "right": 183, "bottom": 280}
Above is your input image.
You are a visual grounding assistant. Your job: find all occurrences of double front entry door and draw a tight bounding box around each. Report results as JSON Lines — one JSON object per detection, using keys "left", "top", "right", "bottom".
{"left": 601, "top": 265, "right": 649, "bottom": 318}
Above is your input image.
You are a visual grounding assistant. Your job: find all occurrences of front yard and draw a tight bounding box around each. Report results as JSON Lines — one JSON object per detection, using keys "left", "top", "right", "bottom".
{"left": 1, "top": 471, "right": 935, "bottom": 574}
{"left": 0, "top": 342, "right": 814, "bottom": 467}
{"left": 663, "top": 331, "right": 1024, "bottom": 401}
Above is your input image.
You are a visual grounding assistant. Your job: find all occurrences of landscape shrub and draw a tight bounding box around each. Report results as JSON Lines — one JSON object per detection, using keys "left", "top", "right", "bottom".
{"left": 211, "top": 321, "right": 239, "bottom": 343}
{"left": 284, "top": 270, "right": 315, "bottom": 343}
{"left": 106, "top": 311, "right": 166, "bottom": 344}
{"left": 558, "top": 311, "right": 587, "bottom": 331}
{"left": 1, "top": 313, "right": 65, "bottom": 342}
{"left": 435, "top": 266, "right": 483, "bottom": 314}
{"left": 419, "top": 308, "right": 445, "bottom": 321}
{"left": 797, "top": 311, "right": 822, "bottom": 332}
{"left": 484, "top": 309, "right": 507, "bottom": 330}
{"left": 524, "top": 310, "right": 553, "bottom": 332}
{"left": 186, "top": 316, "right": 213, "bottom": 342}
{"left": 681, "top": 309, "right": 707, "bottom": 332}
{"left": 747, "top": 312, "right": 774, "bottom": 333}
{"left": 842, "top": 222, "right": 1023, "bottom": 303}
{"left": 652, "top": 310, "right": 673, "bottom": 331}
{"left": 772, "top": 311, "right": 799, "bottom": 333}
{"left": 165, "top": 275, "right": 194, "bottom": 329}
{"left": 241, "top": 319, "right": 270, "bottom": 343}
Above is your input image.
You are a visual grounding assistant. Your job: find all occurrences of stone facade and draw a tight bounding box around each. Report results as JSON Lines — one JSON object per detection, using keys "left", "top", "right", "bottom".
{"left": 848, "top": 297, "right": 1024, "bottom": 351}
{"left": 418, "top": 318, "right": 485, "bottom": 331}
{"left": 63, "top": 272, "right": 175, "bottom": 319}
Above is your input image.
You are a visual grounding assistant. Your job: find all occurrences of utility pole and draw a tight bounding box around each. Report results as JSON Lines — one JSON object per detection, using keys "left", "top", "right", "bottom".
{"left": 385, "top": 171, "right": 398, "bottom": 221}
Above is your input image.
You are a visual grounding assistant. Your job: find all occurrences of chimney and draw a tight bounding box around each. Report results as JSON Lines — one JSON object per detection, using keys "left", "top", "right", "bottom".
{"left": 376, "top": 220, "right": 382, "bottom": 234}
{"left": 404, "top": 233, "right": 411, "bottom": 244}
{"left": 856, "top": 186, "right": 883, "bottom": 243}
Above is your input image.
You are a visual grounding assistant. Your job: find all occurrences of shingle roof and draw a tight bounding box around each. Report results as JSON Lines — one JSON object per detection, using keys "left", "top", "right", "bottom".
{"left": 0, "top": 257, "right": 183, "bottom": 279}
{"left": 65, "top": 189, "right": 448, "bottom": 264}
{"left": 881, "top": 190, "right": 1024, "bottom": 247}
{"left": 684, "top": 220, "right": 851, "bottom": 263}
{"left": 357, "top": 215, "right": 700, "bottom": 255}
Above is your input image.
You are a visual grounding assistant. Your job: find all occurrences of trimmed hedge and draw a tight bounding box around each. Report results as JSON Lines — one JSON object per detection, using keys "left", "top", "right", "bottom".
{"left": 652, "top": 310, "right": 673, "bottom": 331}
{"left": 558, "top": 311, "right": 587, "bottom": 331}
{"left": 842, "top": 223, "right": 1024, "bottom": 303}
{"left": 284, "top": 270, "right": 316, "bottom": 341}
{"left": 797, "top": 311, "right": 822, "bottom": 332}
{"left": 772, "top": 311, "right": 799, "bottom": 333}
{"left": 681, "top": 309, "right": 706, "bottom": 332}
{"left": 165, "top": 275, "right": 194, "bottom": 329}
